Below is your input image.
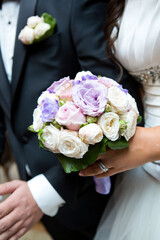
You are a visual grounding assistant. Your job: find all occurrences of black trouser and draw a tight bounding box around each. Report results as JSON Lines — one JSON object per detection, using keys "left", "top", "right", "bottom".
{"left": 42, "top": 215, "right": 96, "bottom": 240}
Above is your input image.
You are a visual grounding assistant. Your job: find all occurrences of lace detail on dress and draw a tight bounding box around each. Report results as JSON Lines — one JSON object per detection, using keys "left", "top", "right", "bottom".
{"left": 129, "top": 65, "right": 160, "bottom": 85}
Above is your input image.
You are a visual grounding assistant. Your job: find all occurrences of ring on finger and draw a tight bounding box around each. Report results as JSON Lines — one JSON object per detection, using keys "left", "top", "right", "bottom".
{"left": 98, "top": 161, "right": 109, "bottom": 173}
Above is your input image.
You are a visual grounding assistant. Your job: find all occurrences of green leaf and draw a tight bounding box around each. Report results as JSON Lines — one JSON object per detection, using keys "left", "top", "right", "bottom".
{"left": 137, "top": 115, "right": 142, "bottom": 125}
{"left": 28, "top": 125, "right": 37, "bottom": 133}
{"left": 56, "top": 142, "right": 101, "bottom": 173}
{"left": 42, "top": 13, "right": 56, "bottom": 29}
{"left": 39, "top": 140, "right": 45, "bottom": 149}
{"left": 106, "top": 137, "right": 129, "bottom": 150}
{"left": 119, "top": 120, "right": 127, "bottom": 130}
{"left": 38, "top": 129, "right": 45, "bottom": 142}
{"left": 119, "top": 120, "right": 128, "bottom": 135}
{"left": 80, "top": 122, "right": 89, "bottom": 129}
{"left": 59, "top": 99, "right": 66, "bottom": 107}
{"left": 51, "top": 120, "right": 61, "bottom": 130}
{"left": 99, "top": 137, "right": 108, "bottom": 154}
{"left": 104, "top": 104, "right": 112, "bottom": 113}
{"left": 86, "top": 116, "right": 98, "bottom": 123}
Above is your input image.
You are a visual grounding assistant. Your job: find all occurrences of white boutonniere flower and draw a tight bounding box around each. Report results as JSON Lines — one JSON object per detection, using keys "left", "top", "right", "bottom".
{"left": 18, "top": 13, "right": 56, "bottom": 45}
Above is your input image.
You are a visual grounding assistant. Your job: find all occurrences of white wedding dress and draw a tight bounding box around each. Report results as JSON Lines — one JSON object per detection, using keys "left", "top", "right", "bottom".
{"left": 95, "top": 0, "right": 160, "bottom": 239}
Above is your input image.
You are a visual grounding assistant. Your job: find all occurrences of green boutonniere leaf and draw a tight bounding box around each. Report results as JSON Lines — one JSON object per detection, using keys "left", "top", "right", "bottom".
{"left": 42, "top": 13, "right": 56, "bottom": 29}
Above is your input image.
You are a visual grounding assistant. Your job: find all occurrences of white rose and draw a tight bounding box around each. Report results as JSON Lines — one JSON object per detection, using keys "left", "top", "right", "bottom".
{"left": 98, "top": 112, "right": 119, "bottom": 141}
{"left": 58, "top": 131, "right": 88, "bottom": 158}
{"left": 98, "top": 76, "right": 119, "bottom": 88}
{"left": 127, "top": 94, "right": 139, "bottom": 115}
{"left": 61, "top": 129, "right": 79, "bottom": 137}
{"left": 18, "top": 26, "right": 34, "bottom": 45}
{"left": 33, "top": 107, "right": 43, "bottom": 131}
{"left": 79, "top": 123, "right": 103, "bottom": 145}
{"left": 38, "top": 91, "right": 59, "bottom": 106}
{"left": 42, "top": 124, "right": 60, "bottom": 153}
{"left": 75, "top": 71, "right": 93, "bottom": 81}
{"left": 34, "top": 22, "right": 50, "bottom": 39}
{"left": 27, "top": 16, "right": 44, "bottom": 28}
{"left": 120, "top": 110, "right": 138, "bottom": 141}
{"left": 108, "top": 86, "right": 129, "bottom": 114}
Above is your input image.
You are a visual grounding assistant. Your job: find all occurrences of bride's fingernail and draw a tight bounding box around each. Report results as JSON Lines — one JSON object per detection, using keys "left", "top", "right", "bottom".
{"left": 79, "top": 172, "right": 84, "bottom": 176}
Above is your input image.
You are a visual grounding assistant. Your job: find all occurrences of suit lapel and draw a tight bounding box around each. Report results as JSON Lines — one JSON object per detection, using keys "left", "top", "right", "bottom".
{"left": 11, "top": 0, "right": 37, "bottom": 101}
{"left": 0, "top": 51, "right": 11, "bottom": 118}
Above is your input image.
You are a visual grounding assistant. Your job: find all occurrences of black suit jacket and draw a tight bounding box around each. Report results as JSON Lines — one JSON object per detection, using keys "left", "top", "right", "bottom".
{"left": 0, "top": 0, "right": 144, "bottom": 238}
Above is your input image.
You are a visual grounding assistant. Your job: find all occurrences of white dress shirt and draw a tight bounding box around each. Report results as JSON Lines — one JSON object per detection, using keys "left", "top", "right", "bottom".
{"left": 0, "top": 1, "right": 65, "bottom": 216}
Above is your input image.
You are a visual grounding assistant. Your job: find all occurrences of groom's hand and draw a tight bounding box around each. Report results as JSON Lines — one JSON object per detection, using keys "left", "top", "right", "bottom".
{"left": 0, "top": 180, "right": 43, "bottom": 240}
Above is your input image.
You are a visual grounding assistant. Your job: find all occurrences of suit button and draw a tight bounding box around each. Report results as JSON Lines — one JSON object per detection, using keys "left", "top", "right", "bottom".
{"left": 21, "top": 135, "right": 29, "bottom": 143}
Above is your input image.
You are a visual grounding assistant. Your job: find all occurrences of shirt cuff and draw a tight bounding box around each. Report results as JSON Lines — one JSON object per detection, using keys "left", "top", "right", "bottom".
{"left": 27, "top": 174, "right": 65, "bottom": 217}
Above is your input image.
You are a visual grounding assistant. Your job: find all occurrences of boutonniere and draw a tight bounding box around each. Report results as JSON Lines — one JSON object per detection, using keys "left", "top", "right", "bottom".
{"left": 18, "top": 13, "right": 56, "bottom": 45}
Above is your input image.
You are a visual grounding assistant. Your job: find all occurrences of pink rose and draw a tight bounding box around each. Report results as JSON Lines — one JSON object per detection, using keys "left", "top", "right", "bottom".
{"left": 55, "top": 102, "right": 86, "bottom": 131}
{"left": 98, "top": 77, "right": 118, "bottom": 88}
{"left": 56, "top": 81, "right": 73, "bottom": 101}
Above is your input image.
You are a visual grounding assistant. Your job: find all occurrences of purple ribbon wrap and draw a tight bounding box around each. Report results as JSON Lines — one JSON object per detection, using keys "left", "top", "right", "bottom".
{"left": 93, "top": 176, "right": 111, "bottom": 195}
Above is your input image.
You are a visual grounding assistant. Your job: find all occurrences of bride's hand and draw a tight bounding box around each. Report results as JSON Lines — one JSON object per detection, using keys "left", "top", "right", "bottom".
{"left": 79, "top": 126, "right": 160, "bottom": 178}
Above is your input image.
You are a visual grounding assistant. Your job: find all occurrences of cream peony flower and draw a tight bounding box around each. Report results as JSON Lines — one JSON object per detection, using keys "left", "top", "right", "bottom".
{"left": 58, "top": 130, "right": 88, "bottom": 158}
{"left": 18, "top": 26, "right": 35, "bottom": 45}
{"left": 108, "top": 87, "right": 129, "bottom": 114}
{"left": 79, "top": 123, "right": 103, "bottom": 145}
{"left": 42, "top": 124, "right": 60, "bottom": 153}
{"left": 98, "top": 112, "right": 119, "bottom": 141}
{"left": 33, "top": 107, "right": 43, "bottom": 131}
{"left": 120, "top": 110, "right": 138, "bottom": 141}
{"left": 38, "top": 91, "right": 59, "bottom": 106}
{"left": 34, "top": 22, "right": 50, "bottom": 39}
{"left": 27, "top": 16, "right": 44, "bottom": 28}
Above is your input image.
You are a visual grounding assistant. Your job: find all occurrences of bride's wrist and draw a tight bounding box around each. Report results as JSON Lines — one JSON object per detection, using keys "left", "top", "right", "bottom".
{"left": 129, "top": 127, "right": 160, "bottom": 165}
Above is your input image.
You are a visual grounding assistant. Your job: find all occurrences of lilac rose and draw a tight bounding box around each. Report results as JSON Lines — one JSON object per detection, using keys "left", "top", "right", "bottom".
{"left": 74, "top": 71, "right": 98, "bottom": 85}
{"left": 41, "top": 98, "right": 59, "bottom": 122}
{"left": 72, "top": 80, "right": 108, "bottom": 117}
{"left": 47, "top": 77, "right": 71, "bottom": 93}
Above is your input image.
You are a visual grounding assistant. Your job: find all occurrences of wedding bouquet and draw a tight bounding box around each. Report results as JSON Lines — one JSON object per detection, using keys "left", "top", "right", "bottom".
{"left": 29, "top": 71, "right": 141, "bottom": 194}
